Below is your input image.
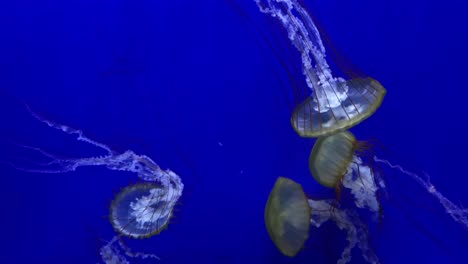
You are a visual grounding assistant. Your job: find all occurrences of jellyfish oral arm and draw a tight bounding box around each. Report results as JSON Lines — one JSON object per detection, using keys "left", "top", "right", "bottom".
{"left": 343, "top": 156, "right": 383, "bottom": 214}
{"left": 308, "top": 200, "right": 380, "bottom": 264}
{"left": 255, "top": 0, "right": 386, "bottom": 137}
{"left": 255, "top": 0, "right": 349, "bottom": 111}
{"left": 100, "top": 236, "right": 160, "bottom": 264}
{"left": 18, "top": 105, "right": 184, "bottom": 196}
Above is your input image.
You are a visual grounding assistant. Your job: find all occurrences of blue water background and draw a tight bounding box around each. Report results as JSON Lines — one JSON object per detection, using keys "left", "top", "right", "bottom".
{"left": 0, "top": 0, "right": 467, "bottom": 263}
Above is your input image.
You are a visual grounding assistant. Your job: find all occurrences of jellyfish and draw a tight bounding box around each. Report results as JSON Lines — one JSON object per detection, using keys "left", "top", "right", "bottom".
{"left": 309, "top": 129, "right": 468, "bottom": 231}
{"left": 264, "top": 176, "right": 311, "bottom": 257}
{"left": 309, "top": 130, "right": 384, "bottom": 214}
{"left": 265, "top": 176, "right": 380, "bottom": 263}
{"left": 254, "top": 0, "right": 386, "bottom": 137}
{"left": 2, "top": 104, "right": 183, "bottom": 263}
{"left": 110, "top": 183, "right": 175, "bottom": 239}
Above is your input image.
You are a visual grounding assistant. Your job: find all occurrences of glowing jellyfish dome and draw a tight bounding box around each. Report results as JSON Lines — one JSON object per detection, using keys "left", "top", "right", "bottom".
{"left": 110, "top": 183, "right": 174, "bottom": 238}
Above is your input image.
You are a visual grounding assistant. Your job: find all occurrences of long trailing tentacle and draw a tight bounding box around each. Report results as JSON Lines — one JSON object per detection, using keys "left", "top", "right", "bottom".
{"left": 374, "top": 156, "right": 468, "bottom": 231}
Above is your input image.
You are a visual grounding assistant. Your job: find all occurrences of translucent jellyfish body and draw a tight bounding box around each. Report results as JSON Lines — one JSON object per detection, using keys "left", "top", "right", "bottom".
{"left": 292, "top": 78, "right": 386, "bottom": 137}
{"left": 309, "top": 130, "right": 382, "bottom": 213}
{"left": 264, "top": 177, "right": 310, "bottom": 257}
{"left": 110, "top": 183, "right": 175, "bottom": 238}
{"left": 3, "top": 105, "right": 184, "bottom": 263}
{"left": 309, "top": 131, "right": 356, "bottom": 188}
{"left": 255, "top": 0, "right": 386, "bottom": 137}
{"left": 264, "top": 177, "right": 379, "bottom": 263}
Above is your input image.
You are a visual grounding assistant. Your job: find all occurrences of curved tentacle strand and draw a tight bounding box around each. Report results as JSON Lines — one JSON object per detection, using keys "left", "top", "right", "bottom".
{"left": 374, "top": 156, "right": 468, "bottom": 230}
{"left": 309, "top": 199, "right": 380, "bottom": 264}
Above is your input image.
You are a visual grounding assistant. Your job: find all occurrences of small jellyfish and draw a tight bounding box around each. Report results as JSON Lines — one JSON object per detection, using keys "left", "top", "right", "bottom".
{"left": 309, "top": 131, "right": 357, "bottom": 188}
{"left": 309, "top": 130, "right": 468, "bottom": 230}
{"left": 264, "top": 177, "right": 311, "bottom": 257}
{"left": 2, "top": 104, "right": 184, "bottom": 263}
{"left": 309, "top": 130, "right": 382, "bottom": 213}
{"left": 264, "top": 176, "right": 379, "bottom": 263}
{"left": 255, "top": 0, "right": 386, "bottom": 137}
{"left": 110, "top": 183, "right": 174, "bottom": 238}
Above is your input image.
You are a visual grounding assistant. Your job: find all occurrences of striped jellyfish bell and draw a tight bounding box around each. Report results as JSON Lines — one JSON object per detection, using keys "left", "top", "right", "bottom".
{"left": 291, "top": 77, "right": 386, "bottom": 137}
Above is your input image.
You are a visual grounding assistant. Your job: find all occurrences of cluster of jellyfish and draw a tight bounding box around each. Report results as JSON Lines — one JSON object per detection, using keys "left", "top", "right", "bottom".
{"left": 3, "top": 0, "right": 467, "bottom": 263}
{"left": 257, "top": 0, "right": 467, "bottom": 263}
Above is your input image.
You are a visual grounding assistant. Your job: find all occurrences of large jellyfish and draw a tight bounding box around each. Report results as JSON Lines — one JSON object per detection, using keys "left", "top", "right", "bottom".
{"left": 254, "top": 0, "right": 386, "bottom": 138}
{"left": 2, "top": 104, "right": 183, "bottom": 263}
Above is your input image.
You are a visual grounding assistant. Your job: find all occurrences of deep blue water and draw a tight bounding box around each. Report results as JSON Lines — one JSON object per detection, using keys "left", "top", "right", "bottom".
{"left": 0, "top": 0, "right": 467, "bottom": 263}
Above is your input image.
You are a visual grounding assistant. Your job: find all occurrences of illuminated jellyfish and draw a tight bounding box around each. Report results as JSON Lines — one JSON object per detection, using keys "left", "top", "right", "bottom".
{"left": 265, "top": 177, "right": 379, "bottom": 263}
{"left": 264, "top": 177, "right": 310, "bottom": 257}
{"left": 309, "top": 130, "right": 468, "bottom": 230}
{"left": 110, "top": 183, "right": 175, "bottom": 239}
{"left": 254, "top": 0, "right": 386, "bottom": 137}
{"left": 4, "top": 105, "right": 183, "bottom": 263}
{"left": 309, "top": 130, "right": 384, "bottom": 214}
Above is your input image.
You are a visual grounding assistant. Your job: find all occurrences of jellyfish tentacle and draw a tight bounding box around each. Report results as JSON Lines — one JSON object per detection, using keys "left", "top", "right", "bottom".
{"left": 343, "top": 156, "right": 382, "bottom": 214}
{"left": 308, "top": 199, "right": 380, "bottom": 264}
{"left": 24, "top": 102, "right": 114, "bottom": 155}
{"left": 116, "top": 237, "right": 160, "bottom": 260}
{"left": 99, "top": 236, "right": 160, "bottom": 264}
{"left": 99, "top": 237, "right": 130, "bottom": 264}
{"left": 374, "top": 156, "right": 468, "bottom": 230}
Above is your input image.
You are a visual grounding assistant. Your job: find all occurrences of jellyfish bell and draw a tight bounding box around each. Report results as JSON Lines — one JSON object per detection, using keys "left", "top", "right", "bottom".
{"left": 110, "top": 182, "right": 175, "bottom": 239}
{"left": 309, "top": 130, "right": 385, "bottom": 215}
{"left": 292, "top": 78, "right": 386, "bottom": 138}
{"left": 264, "top": 176, "right": 311, "bottom": 257}
{"left": 309, "top": 130, "right": 357, "bottom": 188}
{"left": 264, "top": 176, "right": 380, "bottom": 262}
